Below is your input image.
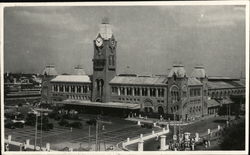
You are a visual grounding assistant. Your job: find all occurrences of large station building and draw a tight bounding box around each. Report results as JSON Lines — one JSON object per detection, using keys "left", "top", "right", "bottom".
{"left": 41, "top": 19, "right": 245, "bottom": 120}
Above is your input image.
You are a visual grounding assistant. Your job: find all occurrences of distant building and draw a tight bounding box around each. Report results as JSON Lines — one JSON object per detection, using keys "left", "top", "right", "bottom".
{"left": 41, "top": 19, "right": 245, "bottom": 120}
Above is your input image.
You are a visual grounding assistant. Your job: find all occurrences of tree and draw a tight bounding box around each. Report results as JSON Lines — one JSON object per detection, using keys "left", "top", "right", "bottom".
{"left": 220, "top": 119, "right": 245, "bottom": 150}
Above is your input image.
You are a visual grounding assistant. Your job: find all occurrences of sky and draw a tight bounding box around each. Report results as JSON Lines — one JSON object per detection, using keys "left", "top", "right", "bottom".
{"left": 3, "top": 5, "right": 246, "bottom": 78}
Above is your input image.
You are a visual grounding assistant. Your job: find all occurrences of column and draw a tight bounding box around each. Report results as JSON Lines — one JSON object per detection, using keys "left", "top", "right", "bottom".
{"left": 140, "top": 87, "right": 142, "bottom": 96}
{"left": 137, "top": 121, "right": 141, "bottom": 125}
{"left": 81, "top": 86, "right": 83, "bottom": 93}
{"left": 75, "top": 85, "right": 77, "bottom": 93}
{"left": 138, "top": 139, "right": 144, "bottom": 151}
{"left": 132, "top": 87, "right": 135, "bottom": 96}
{"left": 195, "top": 133, "right": 199, "bottom": 142}
{"left": 127, "top": 138, "right": 130, "bottom": 142}
{"left": 160, "top": 135, "right": 166, "bottom": 150}
{"left": 156, "top": 88, "right": 158, "bottom": 97}
{"left": 218, "top": 125, "right": 221, "bottom": 131}
{"left": 26, "top": 139, "right": 30, "bottom": 146}
{"left": 125, "top": 87, "right": 127, "bottom": 96}
{"left": 52, "top": 85, "right": 54, "bottom": 92}
{"left": 147, "top": 88, "right": 150, "bottom": 96}
{"left": 166, "top": 124, "right": 169, "bottom": 131}
{"left": 69, "top": 85, "right": 71, "bottom": 93}
{"left": 118, "top": 87, "right": 121, "bottom": 96}
{"left": 63, "top": 85, "right": 65, "bottom": 92}
{"left": 46, "top": 143, "right": 50, "bottom": 151}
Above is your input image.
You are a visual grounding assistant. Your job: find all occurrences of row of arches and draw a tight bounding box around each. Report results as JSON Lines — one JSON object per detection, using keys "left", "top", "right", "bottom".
{"left": 209, "top": 88, "right": 244, "bottom": 99}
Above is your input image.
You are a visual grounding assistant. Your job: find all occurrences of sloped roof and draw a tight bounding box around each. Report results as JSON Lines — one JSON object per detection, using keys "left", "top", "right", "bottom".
{"left": 51, "top": 75, "right": 91, "bottom": 83}
{"left": 188, "top": 77, "right": 202, "bottom": 86}
{"left": 99, "top": 23, "right": 113, "bottom": 40}
{"left": 207, "top": 81, "right": 236, "bottom": 89}
{"left": 207, "top": 99, "right": 220, "bottom": 107}
{"left": 234, "top": 79, "right": 245, "bottom": 87}
{"left": 168, "top": 65, "right": 186, "bottom": 78}
{"left": 222, "top": 97, "right": 234, "bottom": 104}
{"left": 62, "top": 99, "right": 140, "bottom": 110}
{"left": 191, "top": 66, "right": 206, "bottom": 78}
{"left": 42, "top": 65, "right": 58, "bottom": 76}
{"left": 208, "top": 76, "right": 238, "bottom": 80}
{"left": 110, "top": 76, "right": 167, "bottom": 86}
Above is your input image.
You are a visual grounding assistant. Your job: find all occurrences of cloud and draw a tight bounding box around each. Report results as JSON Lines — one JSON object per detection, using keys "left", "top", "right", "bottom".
{"left": 194, "top": 6, "right": 245, "bottom": 27}
{"left": 10, "top": 8, "right": 89, "bottom": 32}
{"left": 157, "top": 5, "right": 245, "bottom": 28}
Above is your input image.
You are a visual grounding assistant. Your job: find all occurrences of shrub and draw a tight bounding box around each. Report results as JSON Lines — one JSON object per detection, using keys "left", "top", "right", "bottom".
{"left": 220, "top": 119, "right": 245, "bottom": 150}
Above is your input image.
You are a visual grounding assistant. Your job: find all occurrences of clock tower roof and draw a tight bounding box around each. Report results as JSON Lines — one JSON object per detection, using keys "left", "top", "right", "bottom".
{"left": 97, "top": 18, "right": 113, "bottom": 40}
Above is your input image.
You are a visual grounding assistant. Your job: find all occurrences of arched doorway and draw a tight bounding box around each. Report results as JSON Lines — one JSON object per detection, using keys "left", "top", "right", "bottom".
{"left": 95, "top": 98, "right": 101, "bottom": 102}
{"left": 143, "top": 99, "right": 154, "bottom": 113}
{"left": 144, "top": 107, "right": 153, "bottom": 113}
{"left": 158, "top": 106, "right": 164, "bottom": 115}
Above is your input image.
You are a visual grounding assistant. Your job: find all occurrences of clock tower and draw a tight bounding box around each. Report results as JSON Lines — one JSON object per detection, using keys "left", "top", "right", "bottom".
{"left": 92, "top": 18, "right": 117, "bottom": 102}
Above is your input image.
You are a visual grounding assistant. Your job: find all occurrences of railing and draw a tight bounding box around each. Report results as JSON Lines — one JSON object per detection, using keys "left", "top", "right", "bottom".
{"left": 117, "top": 127, "right": 170, "bottom": 151}
{"left": 4, "top": 139, "right": 54, "bottom": 151}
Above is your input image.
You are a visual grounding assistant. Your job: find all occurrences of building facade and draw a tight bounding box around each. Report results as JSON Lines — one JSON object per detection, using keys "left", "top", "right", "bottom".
{"left": 41, "top": 19, "right": 245, "bottom": 120}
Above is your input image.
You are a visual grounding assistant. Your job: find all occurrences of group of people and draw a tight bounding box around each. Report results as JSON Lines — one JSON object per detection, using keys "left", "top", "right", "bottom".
{"left": 169, "top": 137, "right": 196, "bottom": 151}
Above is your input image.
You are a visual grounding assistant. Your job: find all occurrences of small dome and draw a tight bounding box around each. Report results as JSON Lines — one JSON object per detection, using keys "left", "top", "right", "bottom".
{"left": 191, "top": 66, "right": 207, "bottom": 78}
{"left": 168, "top": 64, "right": 186, "bottom": 78}
{"left": 74, "top": 65, "right": 86, "bottom": 75}
{"left": 42, "top": 65, "right": 58, "bottom": 76}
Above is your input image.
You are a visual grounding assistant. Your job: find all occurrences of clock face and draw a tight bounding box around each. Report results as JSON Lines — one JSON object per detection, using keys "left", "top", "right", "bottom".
{"left": 95, "top": 37, "right": 103, "bottom": 47}
{"left": 111, "top": 40, "right": 116, "bottom": 47}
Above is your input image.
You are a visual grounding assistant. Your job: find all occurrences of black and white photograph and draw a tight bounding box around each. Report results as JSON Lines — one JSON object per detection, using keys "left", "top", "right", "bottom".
{"left": 1, "top": 1, "right": 249, "bottom": 154}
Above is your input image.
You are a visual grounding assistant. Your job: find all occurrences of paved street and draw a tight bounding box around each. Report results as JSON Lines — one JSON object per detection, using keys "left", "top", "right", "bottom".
{"left": 4, "top": 113, "right": 160, "bottom": 151}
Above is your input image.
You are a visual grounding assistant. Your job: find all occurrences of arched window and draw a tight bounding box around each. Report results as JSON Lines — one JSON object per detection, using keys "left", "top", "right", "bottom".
{"left": 211, "top": 92, "right": 214, "bottom": 98}
{"left": 182, "top": 85, "right": 187, "bottom": 97}
{"left": 150, "top": 88, "right": 156, "bottom": 97}
{"left": 216, "top": 92, "right": 219, "bottom": 98}
{"left": 170, "top": 86, "right": 179, "bottom": 103}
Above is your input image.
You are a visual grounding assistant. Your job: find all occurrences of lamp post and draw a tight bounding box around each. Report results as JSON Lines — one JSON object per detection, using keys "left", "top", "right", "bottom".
{"left": 88, "top": 125, "right": 91, "bottom": 150}
{"left": 34, "top": 111, "right": 40, "bottom": 151}
{"left": 40, "top": 112, "right": 42, "bottom": 150}
{"left": 95, "top": 118, "right": 99, "bottom": 151}
{"left": 173, "top": 113, "right": 177, "bottom": 143}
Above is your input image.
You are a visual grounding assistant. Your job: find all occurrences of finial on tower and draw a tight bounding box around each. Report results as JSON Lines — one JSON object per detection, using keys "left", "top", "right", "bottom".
{"left": 102, "top": 17, "right": 109, "bottom": 24}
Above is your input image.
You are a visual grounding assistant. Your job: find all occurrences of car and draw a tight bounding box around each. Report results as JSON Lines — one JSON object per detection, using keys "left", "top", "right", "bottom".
{"left": 69, "top": 122, "right": 82, "bottom": 129}
{"left": 25, "top": 113, "right": 36, "bottom": 126}
{"left": 5, "top": 122, "right": 15, "bottom": 129}
{"left": 54, "top": 115, "right": 62, "bottom": 121}
{"left": 141, "top": 123, "right": 153, "bottom": 129}
{"left": 86, "top": 119, "right": 96, "bottom": 126}
{"left": 14, "top": 122, "right": 24, "bottom": 128}
{"left": 58, "top": 119, "right": 69, "bottom": 127}
{"left": 47, "top": 123, "right": 54, "bottom": 129}
{"left": 37, "top": 124, "right": 49, "bottom": 131}
{"left": 12, "top": 119, "right": 25, "bottom": 124}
